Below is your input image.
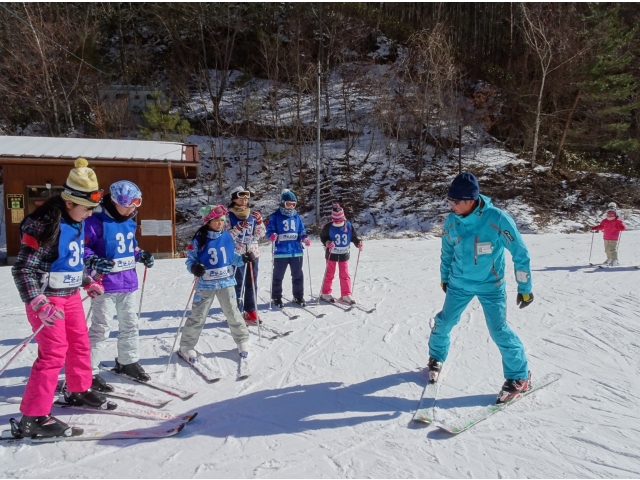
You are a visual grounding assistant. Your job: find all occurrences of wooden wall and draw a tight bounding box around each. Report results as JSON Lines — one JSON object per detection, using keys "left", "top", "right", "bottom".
{"left": 2, "top": 163, "right": 176, "bottom": 260}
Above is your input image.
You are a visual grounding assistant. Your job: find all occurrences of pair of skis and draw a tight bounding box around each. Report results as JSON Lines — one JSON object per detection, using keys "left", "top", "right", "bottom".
{"left": 99, "top": 364, "right": 196, "bottom": 400}
{"left": 412, "top": 372, "right": 561, "bottom": 434}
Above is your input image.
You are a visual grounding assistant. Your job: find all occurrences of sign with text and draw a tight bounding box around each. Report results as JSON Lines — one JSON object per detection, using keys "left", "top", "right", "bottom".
{"left": 7, "top": 194, "right": 24, "bottom": 209}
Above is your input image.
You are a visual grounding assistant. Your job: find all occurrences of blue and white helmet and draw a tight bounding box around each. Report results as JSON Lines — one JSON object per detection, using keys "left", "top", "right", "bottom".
{"left": 110, "top": 180, "right": 142, "bottom": 207}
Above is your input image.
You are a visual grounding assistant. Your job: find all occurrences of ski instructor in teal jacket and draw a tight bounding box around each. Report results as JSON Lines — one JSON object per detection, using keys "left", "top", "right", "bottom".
{"left": 428, "top": 172, "right": 534, "bottom": 404}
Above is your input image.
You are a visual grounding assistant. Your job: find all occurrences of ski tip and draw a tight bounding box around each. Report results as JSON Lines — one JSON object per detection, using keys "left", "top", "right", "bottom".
{"left": 173, "top": 423, "right": 186, "bottom": 434}
{"left": 185, "top": 413, "right": 198, "bottom": 423}
{"left": 436, "top": 425, "right": 459, "bottom": 434}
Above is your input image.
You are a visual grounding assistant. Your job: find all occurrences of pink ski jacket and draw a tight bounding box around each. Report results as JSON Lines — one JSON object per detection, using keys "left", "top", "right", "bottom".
{"left": 593, "top": 217, "right": 626, "bottom": 241}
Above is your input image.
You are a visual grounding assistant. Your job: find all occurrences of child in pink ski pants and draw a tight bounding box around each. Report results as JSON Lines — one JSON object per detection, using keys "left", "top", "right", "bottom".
{"left": 22, "top": 292, "right": 92, "bottom": 416}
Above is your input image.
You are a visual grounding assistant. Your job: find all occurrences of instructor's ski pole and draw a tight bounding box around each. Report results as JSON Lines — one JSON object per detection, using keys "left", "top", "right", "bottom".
{"left": 137, "top": 266, "right": 148, "bottom": 321}
{"left": 588, "top": 231, "right": 595, "bottom": 264}
{"left": 0, "top": 325, "right": 44, "bottom": 377}
{"left": 166, "top": 276, "right": 198, "bottom": 371}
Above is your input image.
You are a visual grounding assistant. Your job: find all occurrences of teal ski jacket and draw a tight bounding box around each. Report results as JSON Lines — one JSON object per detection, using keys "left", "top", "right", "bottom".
{"left": 440, "top": 195, "right": 533, "bottom": 294}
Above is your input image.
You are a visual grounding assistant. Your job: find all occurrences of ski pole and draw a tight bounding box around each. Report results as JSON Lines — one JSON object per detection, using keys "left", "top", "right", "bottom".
{"left": 352, "top": 249, "right": 362, "bottom": 294}
{"left": 248, "top": 261, "right": 260, "bottom": 342}
{"left": 0, "top": 325, "right": 45, "bottom": 377}
{"left": 318, "top": 245, "right": 334, "bottom": 305}
{"left": 166, "top": 276, "right": 198, "bottom": 371}
{"left": 269, "top": 242, "right": 275, "bottom": 310}
{"left": 239, "top": 229, "right": 252, "bottom": 313}
{"left": 306, "top": 245, "right": 313, "bottom": 298}
{"left": 588, "top": 231, "right": 595, "bottom": 263}
{"left": 137, "top": 266, "right": 148, "bottom": 321}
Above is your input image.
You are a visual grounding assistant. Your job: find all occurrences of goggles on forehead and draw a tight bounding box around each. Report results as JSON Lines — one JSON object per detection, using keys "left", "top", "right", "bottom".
{"left": 236, "top": 191, "right": 250, "bottom": 199}
{"left": 65, "top": 186, "right": 104, "bottom": 203}
{"left": 284, "top": 201, "right": 297, "bottom": 208}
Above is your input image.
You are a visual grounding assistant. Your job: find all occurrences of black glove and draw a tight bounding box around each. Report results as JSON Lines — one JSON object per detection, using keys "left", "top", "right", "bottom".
{"left": 517, "top": 293, "right": 534, "bottom": 309}
{"left": 191, "top": 263, "right": 206, "bottom": 277}
{"left": 440, "top": 282, "right": 448, "bottom": 293}
{"left": 242, "top": 251, "right": 256, "bottom": 264}
{"left": 87, "top": 256, "right": 115, "bottom": 275}
{"left": 138, "top": 250, "right": 155, "bottom": 268}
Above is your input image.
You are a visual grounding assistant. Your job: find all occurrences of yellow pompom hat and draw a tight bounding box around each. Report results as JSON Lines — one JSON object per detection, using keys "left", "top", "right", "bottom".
{"left": 61, "top": 157, "right": 102, "bottom": 207}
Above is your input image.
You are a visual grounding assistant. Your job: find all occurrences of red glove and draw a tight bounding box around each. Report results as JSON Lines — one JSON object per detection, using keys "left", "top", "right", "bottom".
{"left": 358, "top": 243, "right": 364, "bottom": 251}
{"left": 84, "top": 281, "right": 104, "bottom": 298}
{"left": 269, "top": 233, "right": 278, "bottom": 242}
{"left": 303, "top": 238, "right": 311, "bottom": 247}
{"left": 29, "top": 295, "right": 64, "bottom": 326}
{"left": 326, "top": 241, "right": 335, "bottom": 250}
{"left": 251, "top": 211, "right": 263, "bottom": 224}
{"left": 236, "top": 220, "right": 251, "bottom": 230}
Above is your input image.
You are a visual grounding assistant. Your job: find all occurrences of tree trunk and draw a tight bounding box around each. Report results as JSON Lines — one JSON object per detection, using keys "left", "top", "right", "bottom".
{"left": 552, "top": 89, "right": 581, "bottom": 171}
{"left": 531, "top": 72, "right": 546, "bottom": 167}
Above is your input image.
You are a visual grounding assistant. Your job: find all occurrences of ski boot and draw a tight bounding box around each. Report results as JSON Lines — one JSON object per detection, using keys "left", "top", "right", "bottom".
{"left": 243, "top": 310, "right": 263, "bottom": 325}
{"left": 114, "top": 358, "right": 151, "bottom": 382}
{"left": 10, "top": 414, "right": 81, "bottom": 439}
{"left": 427, "top": 357, "right": 442, "bottom": 384}
{"left": 610, "top": 260, "right": 620, "bottom": 266}
{"left": 62, "top": 387, "right": 117, "bottom": 410}
{"left": 238, "top": 350, "right": 250, "bottom": 379}
{"left": 293, "top": 297, "right": 306, "bottom": 307}
{"left": 91, "top": 374, "right": 114, "bottom": 393}
{"left": 179, "top": 346, "right": 198, "bottom": 363}
{"left": 340, "top": 295, "right": 356, "bottom": 305}
{"left": 496, "top": 371, "right": 532, "bottom": 404}
{"left": 320, "top": 293, "right": 334, "bottom": 303}
{"left": 272, "top": 297, "right": 284, "bottom": 308}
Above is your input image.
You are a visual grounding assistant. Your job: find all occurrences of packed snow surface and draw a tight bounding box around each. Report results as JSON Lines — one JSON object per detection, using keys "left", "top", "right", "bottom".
{"left": 1, "top": 232, "right": 640, "bottom": 478}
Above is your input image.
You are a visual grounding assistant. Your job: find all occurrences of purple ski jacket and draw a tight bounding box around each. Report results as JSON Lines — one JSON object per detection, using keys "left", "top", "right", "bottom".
{"left": 84, "top": 204, "right": 140, "bottom": 293}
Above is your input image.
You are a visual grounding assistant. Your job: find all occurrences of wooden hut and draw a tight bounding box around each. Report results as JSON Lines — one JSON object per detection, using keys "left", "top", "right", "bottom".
{"left": 0, "top": 136, "right": 198, "bottom": 263}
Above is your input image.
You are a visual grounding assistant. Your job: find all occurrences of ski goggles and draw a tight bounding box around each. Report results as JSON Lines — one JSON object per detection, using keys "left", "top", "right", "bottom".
{"left": 284, "top": 201, "right": 297, "bottom": 208}
{"left": 125, "top": 197, "right": 143, "bottom": 208}
{"left": 447, "top": 197, "right": 464, "bottom": 205}
{"left": 64, "top": 187, "right": 104, "bottom": 203}
{"left": 236, "top": 191, "right": 250, "bottom": 199}
{"left": 202, "top": 205, "right": 228, "bottom": 223}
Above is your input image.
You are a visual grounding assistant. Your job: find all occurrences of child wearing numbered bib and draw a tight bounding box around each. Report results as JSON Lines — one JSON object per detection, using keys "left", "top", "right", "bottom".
{"left": 320, "top": 204, "right": 363, "bottom": 304}
{"left": 181, "top": 205, "right": 254, "bottom": 365}
{"left": 84, "top": 181, "right": 155, "bottom": 389}
{"left": 225, "top": 186, "right": 266, "bottom": 323}
{"left": 10, "top": 158, "right": 114, "bottom": 439}
{"left": 265, "top": 189, "right": 311, "bottom": 307}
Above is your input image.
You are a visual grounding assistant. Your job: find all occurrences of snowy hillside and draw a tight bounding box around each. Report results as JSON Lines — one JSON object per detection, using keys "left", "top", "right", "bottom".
{"left": 1, "top": 232, "right": 640, "bottom": 477}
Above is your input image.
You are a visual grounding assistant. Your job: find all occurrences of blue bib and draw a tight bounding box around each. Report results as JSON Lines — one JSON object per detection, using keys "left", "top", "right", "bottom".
{"left": 49, "top": 220, "right": 84, "bottom": 289}
{"left": 276, "top": 216, "right": 299, "bottom": 242}
{"left": 329, "top": 222, "right": 352, "bottom": 254}
{"left": 102, "top": 212, "right": 138, "bottom": 272}
{"left": 197, "top": 232, "right": 236, "bottom": 281}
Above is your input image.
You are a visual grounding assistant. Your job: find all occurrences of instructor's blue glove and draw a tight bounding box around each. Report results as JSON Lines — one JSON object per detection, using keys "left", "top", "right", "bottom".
{"left": 517, "top": 293, "right": 534, "bottom": 309}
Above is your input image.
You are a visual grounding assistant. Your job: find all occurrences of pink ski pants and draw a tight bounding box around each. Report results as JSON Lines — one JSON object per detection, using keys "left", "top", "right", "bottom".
{"left": 21, "top": 291, "right": 92, "bottom": 416}
{"left": 321, "top": 260, "right": 352, "bottom": 297}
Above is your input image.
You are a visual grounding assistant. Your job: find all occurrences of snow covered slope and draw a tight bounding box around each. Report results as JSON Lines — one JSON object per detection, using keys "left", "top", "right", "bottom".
{"left": 1, "top": 232, "right": 639, "bottom": 477}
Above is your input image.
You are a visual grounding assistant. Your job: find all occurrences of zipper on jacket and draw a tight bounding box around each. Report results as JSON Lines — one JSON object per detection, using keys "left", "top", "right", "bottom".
{"left": 474, "top": 235, "right": 478, "bottom": 265}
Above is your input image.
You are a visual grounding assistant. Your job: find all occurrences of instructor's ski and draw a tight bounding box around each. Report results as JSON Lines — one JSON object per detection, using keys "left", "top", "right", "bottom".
{"left": 1, "top": 421, "right": 186, "bottom": 443}
{"left": 436, "top": 373, "right": 561, "bottom": 435}
{"left": 100, "top": 365, "right": 196, "bottom": 400}
{"left": 412, "top": 381, "right": 438, "bottom": 424}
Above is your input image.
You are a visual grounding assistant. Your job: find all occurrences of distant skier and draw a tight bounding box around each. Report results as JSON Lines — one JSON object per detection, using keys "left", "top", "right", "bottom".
{"left": 181, "top": 205, "right": 253, "bottom": 374}
{"left": 266, "top": 189, "right": 311, "bottom": 307}
{"left": 319, "top": 203, "right": 363, "bottom": 304}
{"left": 84, "top": 180, "right": 155, "bottom": 390}
{"left": 225, "top": 186, "right": 266, "bottom": 323}
{"left": 429, "top": 172, "right": 534, "bottom": 404}
{"left": 10, "top": 158, "right": 115, "bottom": 439}
{"left": 590, "top": 202, "right": 626, "bottom": 266}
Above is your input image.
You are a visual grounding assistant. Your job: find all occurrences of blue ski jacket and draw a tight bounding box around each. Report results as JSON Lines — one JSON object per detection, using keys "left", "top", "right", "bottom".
{"left": 265, "top": 209, "right": 308, "bottom": 258}
{"left": 440, "top": 195, "right": 532, "bottom": 294}
{"left": 186, "top": 230, "right": 245, "bottom": 290}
